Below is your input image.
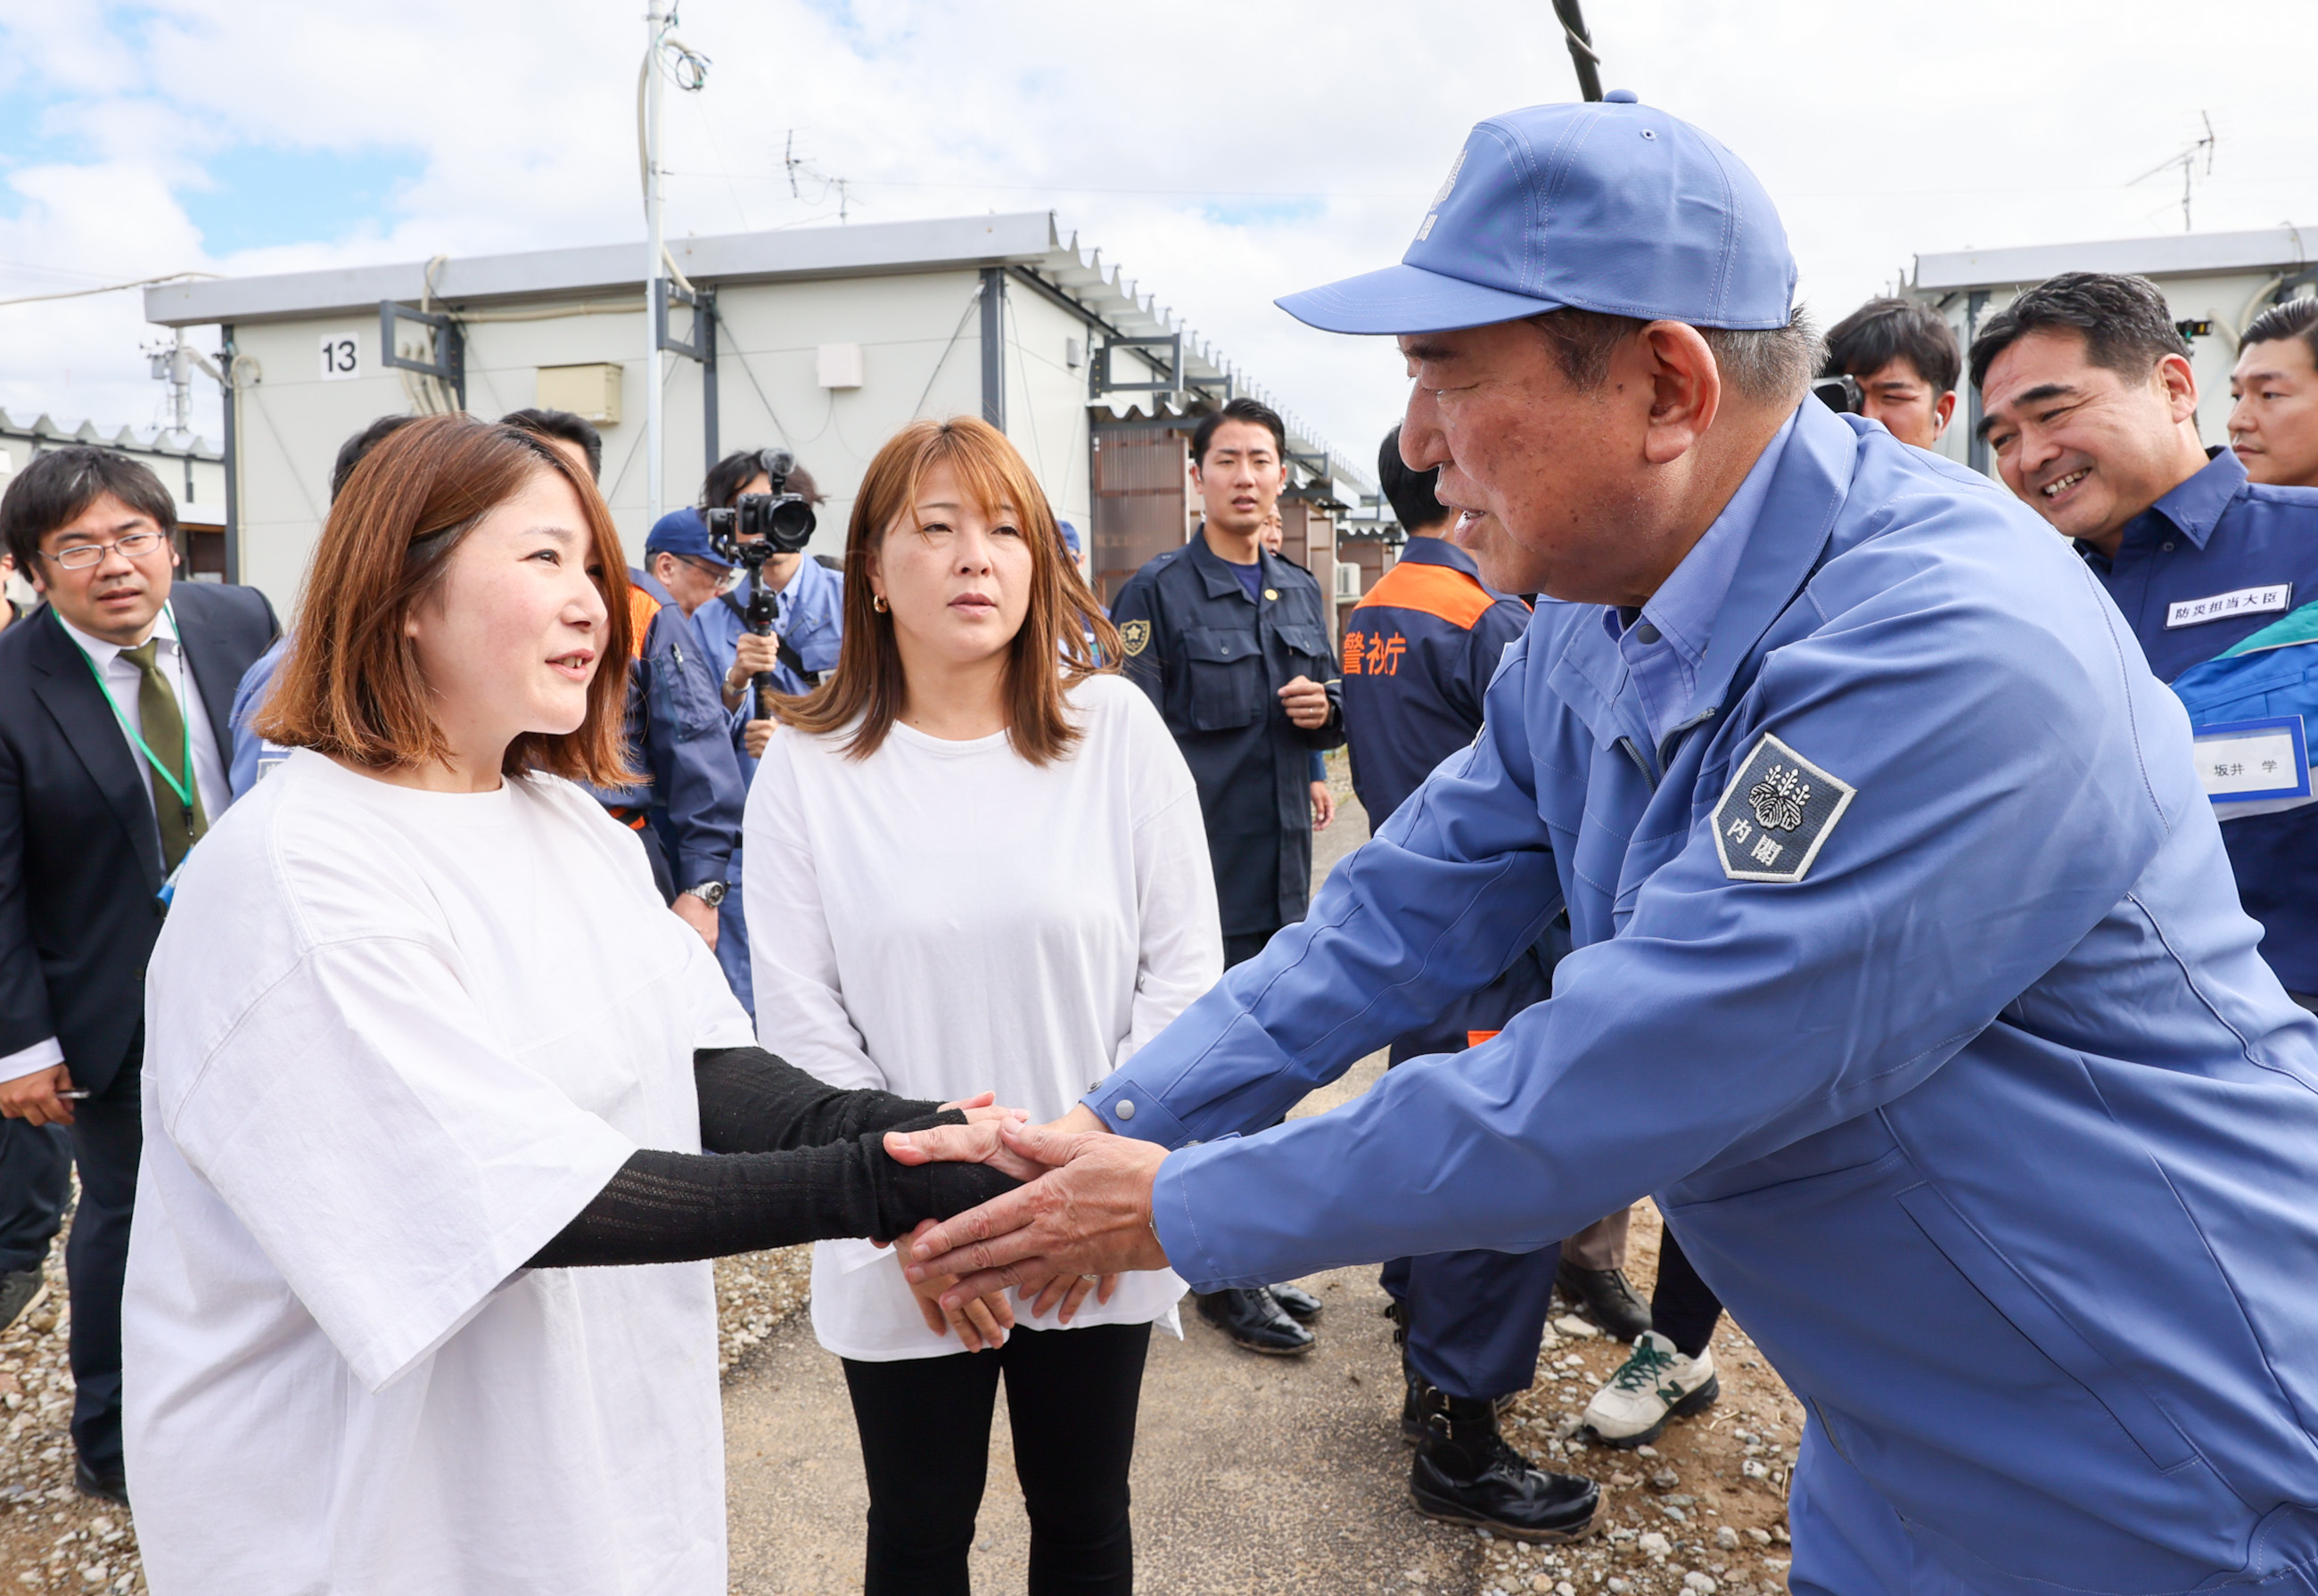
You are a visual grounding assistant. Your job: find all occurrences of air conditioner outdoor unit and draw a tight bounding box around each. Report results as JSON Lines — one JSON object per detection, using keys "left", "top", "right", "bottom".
{"left": 1334, "top": 561, "right": 1362, "bottom": 602}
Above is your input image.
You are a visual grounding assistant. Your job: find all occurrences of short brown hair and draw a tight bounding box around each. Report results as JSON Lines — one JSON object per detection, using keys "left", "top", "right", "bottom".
{"left": 255, "top": 414, "right": 636, "bottom": 784}
{"left": 777, "top": 416, "right": 1119, "bottom": 765}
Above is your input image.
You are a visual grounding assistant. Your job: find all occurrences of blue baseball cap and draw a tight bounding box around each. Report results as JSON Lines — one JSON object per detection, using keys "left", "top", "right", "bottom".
{"left": 1278, "top": 93, "right": 1795, "bottom": 336}
{"left": 644, "top": 507, "right": 733, "bottom": 569}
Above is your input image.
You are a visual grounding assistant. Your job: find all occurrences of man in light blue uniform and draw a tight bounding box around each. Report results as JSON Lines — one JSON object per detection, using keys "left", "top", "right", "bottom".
{"left": 900, "top": 97, "right": 2318, "bottom": 1587}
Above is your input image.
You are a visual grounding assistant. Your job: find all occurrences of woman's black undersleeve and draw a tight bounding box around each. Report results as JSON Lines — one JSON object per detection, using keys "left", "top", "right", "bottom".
{"left": 693, "top": 1045, "right": 935, "bottom": 1154}
{"left": 525, "top": 1111, "right": 1021, "bottom": 1269}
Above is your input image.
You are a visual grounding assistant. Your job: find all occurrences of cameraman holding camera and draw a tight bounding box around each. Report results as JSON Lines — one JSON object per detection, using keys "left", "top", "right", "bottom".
{"left": 661, "top": 450, "right": 835, "bottom": 1015}
{"left": 688, "top": 450, "right": 843, "bottom": 768}
{"left": 1816, "top": 296, "right": 1960, "bottom": 450}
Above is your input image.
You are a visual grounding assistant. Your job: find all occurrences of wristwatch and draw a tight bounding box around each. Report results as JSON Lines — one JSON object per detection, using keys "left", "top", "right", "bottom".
{"left": 681, "top": 881, "right": 728, "bottom": 908}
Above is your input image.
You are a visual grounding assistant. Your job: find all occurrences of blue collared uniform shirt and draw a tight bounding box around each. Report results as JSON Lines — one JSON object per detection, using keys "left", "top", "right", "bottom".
{"left": 1084, "top": 402, "right": 2318, "bottom": 1591}
{"left": 1110, "top": 534, "right": 1344, "bottom": 937}
{"left": 2079, "top": 447, "right": 2318, "bottom": 993}
{"left": 693, "top": 555, "right": 846, "bottom": 700}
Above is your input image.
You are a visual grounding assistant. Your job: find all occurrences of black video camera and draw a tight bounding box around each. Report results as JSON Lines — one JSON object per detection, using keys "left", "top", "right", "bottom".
{"left": 703, "top": 448, "right": 818, "bottom": 557}
{"left": 703, "top": 449, "right": 819, "bottom": 720}
{"left": 1811, "top": 374, "right": 1864, "bottom": 415}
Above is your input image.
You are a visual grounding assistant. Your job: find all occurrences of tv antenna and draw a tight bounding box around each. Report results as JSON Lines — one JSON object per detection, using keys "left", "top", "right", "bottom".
{"left": 784, "top": 130, "right": 854, "bottom": 223}
{"left": 2130, "top": 111, "right": 2216, "bottom": 233}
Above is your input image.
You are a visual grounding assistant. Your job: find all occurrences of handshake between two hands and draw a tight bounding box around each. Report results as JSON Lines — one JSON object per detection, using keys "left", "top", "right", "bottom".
{"left": 879, "top": 1095, "right": 1173, "bottom": 1352}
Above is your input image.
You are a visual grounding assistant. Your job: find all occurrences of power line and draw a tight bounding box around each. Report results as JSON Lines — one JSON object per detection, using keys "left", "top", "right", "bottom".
{"left": 0, "top": 270, "right": 218, "bottom": 310}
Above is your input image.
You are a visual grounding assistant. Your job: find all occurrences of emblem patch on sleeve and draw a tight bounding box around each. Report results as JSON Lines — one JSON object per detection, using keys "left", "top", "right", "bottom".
{"left": 1710, "top": 735, "right": 1856, "bottom": 884}
{"left": 1121, "top": 620, "right": 1151, "bottom": 656}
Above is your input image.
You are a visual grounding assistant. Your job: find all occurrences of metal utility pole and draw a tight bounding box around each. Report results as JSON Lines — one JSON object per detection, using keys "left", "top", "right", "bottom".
{"left": 165, "top": 330, "right": 193, "bottom": 442}
{"left": 1551, "top": 0, "right": 1604, "bottom": 102}
{"left": 644, "top": 0, "right": 672, "bottom": 522}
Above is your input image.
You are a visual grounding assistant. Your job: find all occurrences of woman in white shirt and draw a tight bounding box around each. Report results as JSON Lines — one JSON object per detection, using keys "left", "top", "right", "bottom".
{"left": 747, "top": 415, "right": 1221, "bottom": 1596}
{"left": 122, "top": 415, "right": 1029, "bottom": 1595}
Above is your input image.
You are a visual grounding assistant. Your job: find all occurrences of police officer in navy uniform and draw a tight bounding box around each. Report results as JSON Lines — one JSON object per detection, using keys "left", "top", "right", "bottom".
{"left": 1109, "top": 396, "right": 1344, "bottom": 1356}
{"left": 899, "top": 96, "right": 2318, "bottom": 1582}
{"left": 1975, "top": 271, "right": 2318, "bottom": 1008}
{"left": 1344, "top": 430, "right": 1651, "bottom": 1533}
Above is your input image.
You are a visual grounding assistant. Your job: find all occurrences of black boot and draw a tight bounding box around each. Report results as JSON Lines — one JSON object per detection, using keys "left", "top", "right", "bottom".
{"left": 1196, "top": 1287, "right": 1314, "bottom": 1355}
{"left": 1410, "top": 1391, "right": 1598, "bottom": 1543}
{"left": 1554, "top": 1258, "right": 1651, "bottom": 1342}
{"left": 1269, "top": 1280, "right": 1324, "bottom": 1321}
{"left": 1393, "top": 1304, "right": 1516, "bottom": 1444}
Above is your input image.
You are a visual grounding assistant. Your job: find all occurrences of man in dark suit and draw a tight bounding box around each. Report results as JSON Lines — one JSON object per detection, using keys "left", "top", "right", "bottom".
{"left": 0, "top": 446, "right": 278, "bottom": 1503}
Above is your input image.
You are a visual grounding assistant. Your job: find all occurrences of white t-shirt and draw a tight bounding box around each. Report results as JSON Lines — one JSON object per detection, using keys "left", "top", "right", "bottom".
{"left": 745, "top": 672, "right": 1220, "bottom": 1361}
{"left": 124, "top": 750, "right": 756, "bottom": 1596}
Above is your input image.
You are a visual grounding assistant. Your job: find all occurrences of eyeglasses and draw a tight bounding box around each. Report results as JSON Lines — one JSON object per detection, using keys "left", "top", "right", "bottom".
{"left": 41, "top": 531, "right": 168, "bottom": 570}
{"left": 677, "top": 555, "right": 742, "bottom": 593}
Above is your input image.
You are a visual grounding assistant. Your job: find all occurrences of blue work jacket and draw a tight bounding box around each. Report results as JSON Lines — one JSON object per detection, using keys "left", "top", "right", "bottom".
{"left": 1089, "top": 402, "right": 2318, "bottom": 1591}
{"left": 1111, "top": 532, "right": 1344, "bottom": 936}
{"left": 1342, "top": 535, "right": 1546, "bottom": 1049}
{"left": 588, "top": 567, "right": 744, "bottom": 891}
{"left": 1340, "top": 536, "right": 1531, "bottom": 827}
{"left": 2079, "top": 448, "right": 2318, "bottom": 993}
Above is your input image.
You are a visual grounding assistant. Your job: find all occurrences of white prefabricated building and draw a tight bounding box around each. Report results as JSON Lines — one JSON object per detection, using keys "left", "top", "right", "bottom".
{"left": 1909, "top": 225, "right": 2318, "bottom": 478}
{"left": 0, "top": 413, "right": 227, "bottom": 576}
{"left": 143, "top": 211, "right": 1375, "bottom": 624}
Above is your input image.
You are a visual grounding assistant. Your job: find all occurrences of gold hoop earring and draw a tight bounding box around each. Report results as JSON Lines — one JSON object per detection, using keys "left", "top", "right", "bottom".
{"left": 872, "top": 593, "right": 890, "bottom": 613}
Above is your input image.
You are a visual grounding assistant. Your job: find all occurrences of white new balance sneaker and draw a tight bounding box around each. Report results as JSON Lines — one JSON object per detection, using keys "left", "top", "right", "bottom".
{"left": 1580, "top": 1329, "right": 1719, "bottom": 1448}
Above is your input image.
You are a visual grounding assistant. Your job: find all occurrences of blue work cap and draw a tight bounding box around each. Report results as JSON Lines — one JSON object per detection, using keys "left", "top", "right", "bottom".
{"left": 1278, "top": 92, "right": 1796, "bottom": 336}
{"left": 644, "top": 507, "right": 733, "bottom": 569}
{"left": 1058, "top": 520, "right": 1083, "bottom": 557}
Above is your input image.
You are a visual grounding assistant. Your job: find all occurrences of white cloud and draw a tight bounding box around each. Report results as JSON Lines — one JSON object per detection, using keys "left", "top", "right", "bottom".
{"left": 4, "top": 0, "right": 2316, "bottom": 467}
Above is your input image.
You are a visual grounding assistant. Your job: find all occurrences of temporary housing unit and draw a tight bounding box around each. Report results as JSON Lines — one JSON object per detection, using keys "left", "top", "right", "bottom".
{"left": 0, "top": 412, "right": 228, "bottom": 578}
{"left": 142, "top": 212, "right": 1372, "bottom": 625}
{"left": 1911, "top": 225, "right": 2318, "bottom": 477}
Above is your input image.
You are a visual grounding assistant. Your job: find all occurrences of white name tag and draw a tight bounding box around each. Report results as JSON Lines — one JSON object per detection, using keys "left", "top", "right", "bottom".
{"left": 2193, "top": 714, "right": 2315, "bottom": 820}
{"left": 2166, "top": 584, "right": 2291, "bottom": 629}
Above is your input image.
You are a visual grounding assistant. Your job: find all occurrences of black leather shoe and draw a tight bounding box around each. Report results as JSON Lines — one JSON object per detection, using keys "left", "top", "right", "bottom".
{"left": 1554, "top": 1259, "right": 1651, "bottom": 1342}
{"left": 1196, "top": 1287, "right": 1314, "bottom": 1355}
{"left": 1410, "top": 1393, "right": 1597, "bottom": 1543}
{"left": 1269, "top": 1280, "right": 1324, "bottom": 1321}
{"left": 73, "top": 1459, "right": 127, "bottom": 1507}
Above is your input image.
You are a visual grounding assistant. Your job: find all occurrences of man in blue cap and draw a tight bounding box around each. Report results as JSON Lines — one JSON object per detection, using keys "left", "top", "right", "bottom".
{"left": 895, "top": 95, "right": 2318, "bottom": 1586}
{"left": 641, "top": 506, "right": 757, "bottom": 1007}
{"left": 643, "top": 508, "right": 739, "bottom": 622}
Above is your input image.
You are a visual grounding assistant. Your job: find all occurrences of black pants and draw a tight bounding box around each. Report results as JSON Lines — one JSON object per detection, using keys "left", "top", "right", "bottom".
{"left": 1221, "top": 926, "right": 1279, "bottom": 969}
{"left": 841, "top": 1321, "right": 1151, "bottom": 1596}
{"left": 69, "top": 1040, "right": 142, "bottom": 1477}
{"left": 1652, "top": 1224, "right": 1722, "bottom": 1361}
{"left": 0, "top": 1116, "right": 70, "bottom": 1276}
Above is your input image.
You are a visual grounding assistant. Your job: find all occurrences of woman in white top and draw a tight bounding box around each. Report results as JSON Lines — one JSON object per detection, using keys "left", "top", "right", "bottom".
{"left": 121, "top": 415, "right": 1029, "bottom": 1595}
{"left": 747, "top": 415, "right": 1221, "bottom": 1596}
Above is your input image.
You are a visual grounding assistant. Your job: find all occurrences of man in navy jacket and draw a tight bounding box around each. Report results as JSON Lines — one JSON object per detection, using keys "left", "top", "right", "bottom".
{"left": 0, "top": 448, "right": 277, "bottom": 1501}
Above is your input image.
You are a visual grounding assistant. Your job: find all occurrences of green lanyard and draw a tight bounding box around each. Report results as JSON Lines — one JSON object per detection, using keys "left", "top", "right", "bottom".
{"left": 69, "top": 604, "right": 198, "bottom": 817}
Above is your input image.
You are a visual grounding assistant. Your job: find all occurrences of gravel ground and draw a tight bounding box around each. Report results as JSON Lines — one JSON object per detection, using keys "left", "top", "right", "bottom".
{"left": 0, "top": 1209, "right": 144, "bottom": 1595}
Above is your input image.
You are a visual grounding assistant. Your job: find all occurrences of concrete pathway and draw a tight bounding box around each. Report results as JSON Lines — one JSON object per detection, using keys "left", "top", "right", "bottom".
{"left": 720, "top": 773, "right": 1508, "bottom": 1593}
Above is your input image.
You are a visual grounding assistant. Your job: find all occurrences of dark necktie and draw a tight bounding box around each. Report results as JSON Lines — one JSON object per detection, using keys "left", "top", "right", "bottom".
{"left": 120, "top": 639, "right": 209, "bottom": 872}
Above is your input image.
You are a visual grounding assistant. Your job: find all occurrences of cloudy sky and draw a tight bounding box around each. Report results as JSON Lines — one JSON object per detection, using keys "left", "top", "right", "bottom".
{"left": 4, "top": 0, "right": 2316, "bottom": 475}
